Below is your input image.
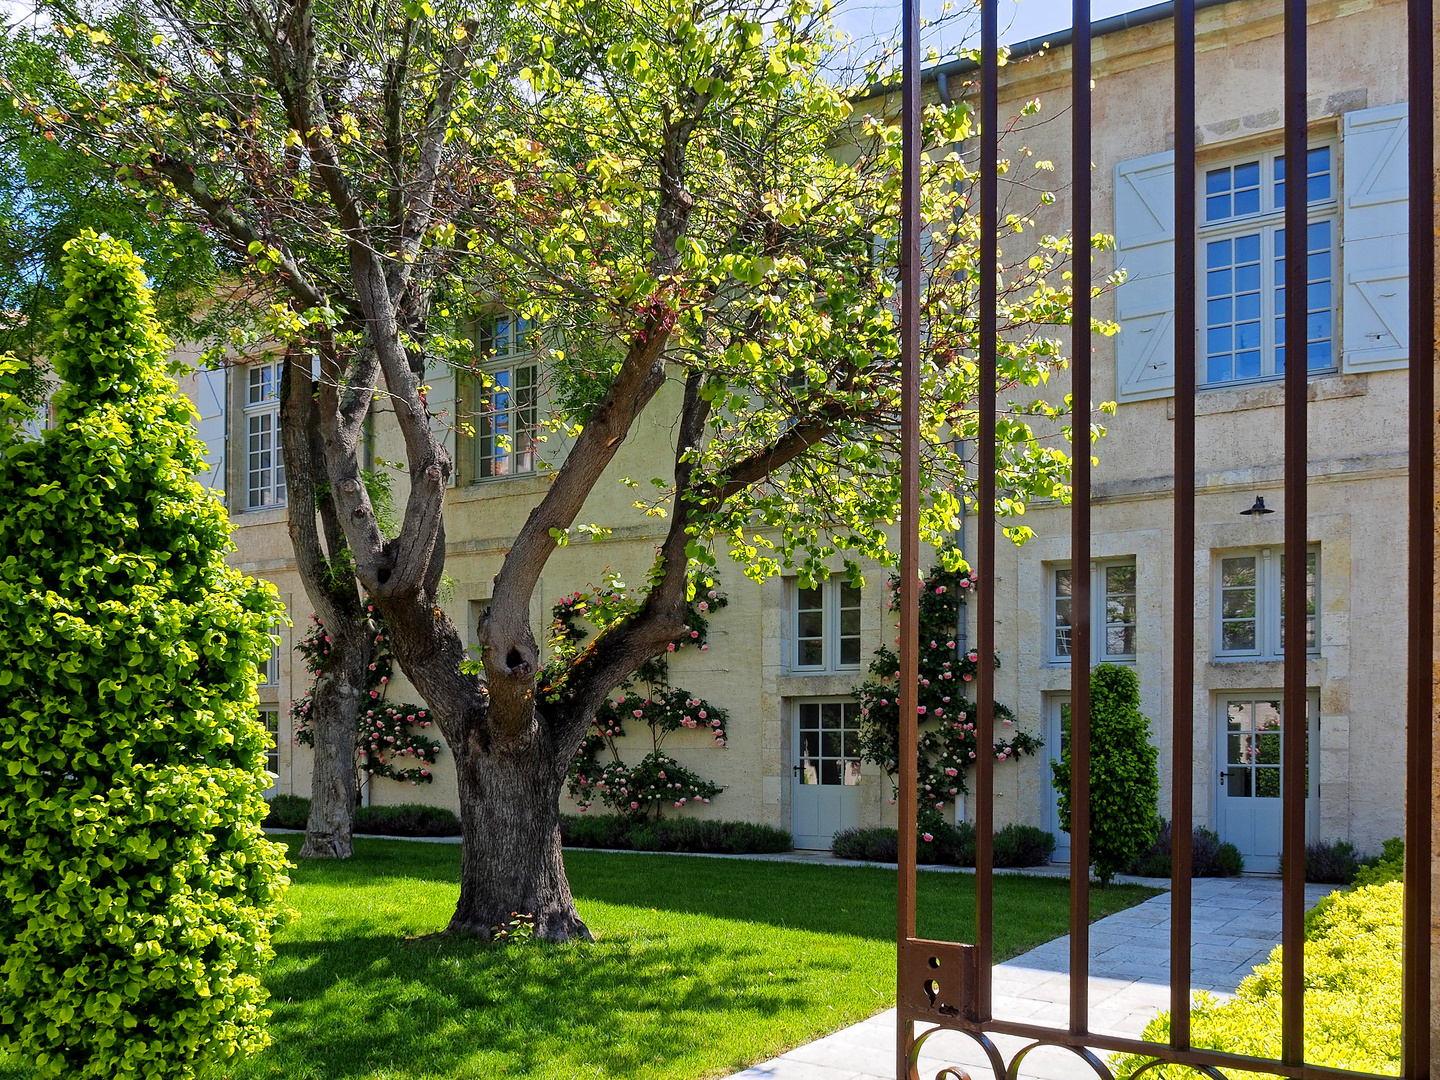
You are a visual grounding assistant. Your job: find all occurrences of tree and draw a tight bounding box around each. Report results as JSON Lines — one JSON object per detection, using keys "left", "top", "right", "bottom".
{"left": 0, "top": 232, "right": 290, "bottom": 1079}
{"left": 0, "top": 26, "right": 222, "bottom": 407}
{"left": 1051, "top": 663, "right": 1160, "bottom": 886}
{"left": 10, "top": 0, "right": 1111, "bottom": 939}
{"left": 854, "top": 557, "right": 1042, "bottom": 837}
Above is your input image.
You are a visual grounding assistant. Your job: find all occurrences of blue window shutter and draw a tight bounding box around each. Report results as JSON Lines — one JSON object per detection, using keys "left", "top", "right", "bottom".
{"left": 1341, "top": 103, "right": 1408, "bottom": 373}
{"left": 194, "top": 364, "right": 227, "bottom": 498}
{"left": 1113, "top": 151, "right": 1177, "bottom": 402}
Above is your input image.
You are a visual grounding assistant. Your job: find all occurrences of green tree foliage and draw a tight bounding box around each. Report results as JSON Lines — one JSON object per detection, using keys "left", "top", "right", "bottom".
{"left": 5, "top": 0, "right": 1118, "bottom": 937}
{"left": 854, "top": 559, "right": 1042, "bottom": 834}
{"left": 0, "top": 27, "right": 222, "bottom": 408}
{"left": 0, "top": 232, "right": 290, "bottom": 1079}
{"left": 1051, "top": 663, "right": 1160, "bottom": 886}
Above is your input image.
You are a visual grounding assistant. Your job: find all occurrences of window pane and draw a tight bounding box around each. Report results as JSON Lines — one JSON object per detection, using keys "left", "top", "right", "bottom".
{"left": 820, "top": 758, "right": 842, "bottom": 786}
{"left": 799, "top": 640, "right": 823, "bottom": 666}
{"left": 1054, "top": 568, "right": 1072, "bottom": 657}
{"left": 1227, "top": 767, "right": 1253, "bottom": 797}
{"left": 1280, "top": 550, "right": 1319, "bottom": 650}
{"left": 797, "top": 611, "right": 823, "bottom": 638}
{"left": 1222, "top": 621, "right": 1257, "bottom": 651}
{"left": 1254, "top": 767, "right": 1281, "bottom": 798}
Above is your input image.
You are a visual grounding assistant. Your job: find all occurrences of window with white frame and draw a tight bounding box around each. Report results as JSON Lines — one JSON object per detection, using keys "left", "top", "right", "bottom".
{"left": 1215, "top": 546, "right": 1318, "bottom": 658}
{"left": 244, "top": 361, "right": 286, "bottom": 509}
{"left": 1201, "top": 144, "right": 1337, "bottom": 386}
{"left": 258, "top": 627, "right": 281, "bottom": 686}
{"left": 1050, "top": 560, "right": 1137, "bottom": 663}
{"left": 470, "top": 311, "right": 539, "bottom": 480}
{"left": 793, "top": 576, "right": 862, "bottom": 671}
{"left": 260, "top": 708, "right": 280, "bottom": 778}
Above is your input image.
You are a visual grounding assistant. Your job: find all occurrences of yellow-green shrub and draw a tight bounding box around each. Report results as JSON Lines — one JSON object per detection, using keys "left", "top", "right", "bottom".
{"left": 1112, "top": 881, "right": 1401, "bottom": 1078}
{"left": 0, "top": 233, "right": 291, "bottom": 1079}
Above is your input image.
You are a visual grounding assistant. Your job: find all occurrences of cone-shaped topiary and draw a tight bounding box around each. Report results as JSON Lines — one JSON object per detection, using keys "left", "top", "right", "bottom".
{"left": 0, "top": 232, "right": 291, "bottom": 1079}
{"left": 1051, "top": 663, "right": 1161, "bottom": 886}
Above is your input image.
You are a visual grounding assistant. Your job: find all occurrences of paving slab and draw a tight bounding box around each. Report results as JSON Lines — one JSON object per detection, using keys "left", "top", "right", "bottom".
{"left": 724, "top": 877, "right": 1332, "bottom": 1080}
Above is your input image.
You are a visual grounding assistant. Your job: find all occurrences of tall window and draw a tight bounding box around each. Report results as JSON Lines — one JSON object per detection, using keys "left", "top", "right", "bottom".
{"left": 472, "top": 312, "right": 539, "bottom": 480}
{"left": 1216, "top": 547, "right": 1318, "bottom": 658}
{"left": 1202, "top": 145, "right": 1337, "bottom": 386}
{"left": 793, "top": 577, "right": 862, "bottom": 671}
{"left": 260, "top": 709, "right": 280, "bottom": 778}
{"left": 258, "top": 627, "right": 281, "bottom": 686}
{"left": 1051, "top": 560, "right": 1138, "bottom": 663}
{"left": 245, "top": 361, "right": 286, "bottom": 508}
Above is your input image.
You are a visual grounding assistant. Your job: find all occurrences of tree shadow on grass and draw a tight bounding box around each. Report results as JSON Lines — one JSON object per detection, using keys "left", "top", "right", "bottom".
{"left": 244, "top": 926, "right": 855, "bottom": 1080}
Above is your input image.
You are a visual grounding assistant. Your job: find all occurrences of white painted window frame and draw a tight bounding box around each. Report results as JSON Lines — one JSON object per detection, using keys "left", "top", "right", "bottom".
{"left": 243, "top": 361, "right": 286, "bottom": 510}
{"left": 470, "top": 312, "right": 541, "bottom": 482}
{"left": 1212, "top": 545, "right": 1320, "bottom": 660}
{"left": 1197, "top": 141, "right": 1339, "bottom": 389}
{"left": 790, "top": 576, "right": 863, "bottom": 673}
{"left": 1048, "top": 558, "right": 1138, "bottom": 664}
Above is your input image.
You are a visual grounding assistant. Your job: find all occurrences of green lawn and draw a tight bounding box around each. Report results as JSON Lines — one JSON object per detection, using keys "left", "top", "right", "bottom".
{"left": 4, "top": 838, "right": 1158, "bottom": 1080}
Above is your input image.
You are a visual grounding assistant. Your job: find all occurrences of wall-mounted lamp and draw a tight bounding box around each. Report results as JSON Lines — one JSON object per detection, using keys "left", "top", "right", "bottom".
{"left": 1240, "top": 496, "right": 1274, "bottom": 517}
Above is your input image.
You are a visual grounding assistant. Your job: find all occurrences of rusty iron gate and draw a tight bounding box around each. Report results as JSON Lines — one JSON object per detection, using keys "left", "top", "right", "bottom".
{"left": 893, "top": 0, "right": 1434, "bottom": 1075}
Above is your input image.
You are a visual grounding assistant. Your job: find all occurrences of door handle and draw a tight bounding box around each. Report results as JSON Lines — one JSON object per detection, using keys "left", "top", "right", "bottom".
{"left": 792, "top": 765, "right": 802, "bottom": 777}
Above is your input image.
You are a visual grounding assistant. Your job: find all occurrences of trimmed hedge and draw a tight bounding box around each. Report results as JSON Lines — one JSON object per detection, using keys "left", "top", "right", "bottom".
{"left": 263, "top": 797, "right": 461, "bottom": 837}
{"left": 355, "top": 803, "right": 461, "bottom": 837}
{"left": 1127, "top": 819, "right": 1244, "bottom": 878}
{"left": 832, "top": 822, "right": 1055, "bottom": 868}
{"left": 1305, "top": 839, "right": 1361, "bottom": 884}
{"left": 1113, "top": 880, "right": 1402, "bottom": 1079}
{"left": 559, "top": 815, "right": 792, "bottom": 854}
{"left": 264, "top": 794, "right": 311, "bottom": 830}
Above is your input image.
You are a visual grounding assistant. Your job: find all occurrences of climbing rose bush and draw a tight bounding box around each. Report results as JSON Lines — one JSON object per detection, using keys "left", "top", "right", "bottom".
{"left": 555, "top": 574, "right": 730, "bottom": 820}
{"left": 854, "top": 558, "right": 1041, "bottom": 834}
{"left": 291, "top": 609, "right": 441, "bottom": 784}
{"left": 0, "top": 233, "right": 290, "bottom": 1080}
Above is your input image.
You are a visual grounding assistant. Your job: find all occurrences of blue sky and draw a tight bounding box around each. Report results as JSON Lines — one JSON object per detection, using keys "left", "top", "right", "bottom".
{"left": 832, "top": 0, "right": 1157, "bottom": 61}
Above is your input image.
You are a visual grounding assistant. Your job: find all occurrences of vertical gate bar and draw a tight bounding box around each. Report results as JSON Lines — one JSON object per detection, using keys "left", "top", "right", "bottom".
{"left": 1280, "top": 0, "right": 1308, "bottom": 1065}
{"left": 1069, "top": 0, "right": 1093, "bottom": 1037}
{"left": 1402, "top": 0, "right": 1435, "bottom": 1070}
{"left": 1170, "top": 0, "right": 1197, "bottom": 1051}
{"left": 896, "top": 0, "right": 921, "bottom": 1071}
{"left": 974, "top": 0, "right": 999, "bottom": 1025}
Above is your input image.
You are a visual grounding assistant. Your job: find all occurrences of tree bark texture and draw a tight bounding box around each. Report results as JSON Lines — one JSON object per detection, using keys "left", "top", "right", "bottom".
{"left": 446, "top": 734, "right": 590, "bottom": 942}
{"left": 298, "top": 632, "right": 369, "bottom": 858}
{"left": 281, "top": 353, "right": 370, "bottom": 859}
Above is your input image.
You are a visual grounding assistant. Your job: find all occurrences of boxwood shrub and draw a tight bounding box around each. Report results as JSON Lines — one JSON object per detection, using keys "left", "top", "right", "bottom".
{"left": 263, "top": 796, "right": 461, "bottom": 837}
{"left": 559, "top": 815, "right": 792, "bottom": 854}
{"left": 0, "top": 234, "right": 290, "bottom": 1080}
{"left": 1112, "top": 880, "right": 1402, "bottom": 1078}
{"left": 833, "top": 822, "right": 1054, "bottom": 868}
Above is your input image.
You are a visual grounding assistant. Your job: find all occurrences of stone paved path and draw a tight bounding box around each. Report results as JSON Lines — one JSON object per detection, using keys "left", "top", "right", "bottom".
{"left": 726, "top": 877, "right": 1331, "bottom": 1080}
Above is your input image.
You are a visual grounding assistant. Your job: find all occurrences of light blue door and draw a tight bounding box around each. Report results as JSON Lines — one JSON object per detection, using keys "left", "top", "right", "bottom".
{"left": 791, "top": 700, "right": 863, "bottom": 849}
{"left": 1215, "top": 694, "right": 1318, "bottom": 875}
{"left": 1044, "top": 697, "right": 1071, "bottom": 864}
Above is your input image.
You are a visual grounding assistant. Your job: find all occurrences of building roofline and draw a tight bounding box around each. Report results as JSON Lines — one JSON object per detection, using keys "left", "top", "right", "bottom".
{"left": 856, "top": 0, "right": 1240, "bottom": 102}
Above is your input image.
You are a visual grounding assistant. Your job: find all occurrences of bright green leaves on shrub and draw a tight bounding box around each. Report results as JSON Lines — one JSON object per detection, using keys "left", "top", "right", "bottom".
{"left": 1051, "top": 663, "right": 1161, "bottom": 886}
{"left": 1114, "top": 881, "right": 1403, "bottom": 1078}
{"left": 0, "top": 232, "right": 291, "bottom": 1080}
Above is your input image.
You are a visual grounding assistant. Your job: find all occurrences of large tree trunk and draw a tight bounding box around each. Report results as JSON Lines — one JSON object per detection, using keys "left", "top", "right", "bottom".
{"left": 446, "top": 733, "right": 591, "bottom": 942}
{"left": 299, "top": 626, "right": 370, "bottom": 858}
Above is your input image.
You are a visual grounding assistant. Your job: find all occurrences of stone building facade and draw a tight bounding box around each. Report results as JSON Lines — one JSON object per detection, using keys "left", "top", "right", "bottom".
{"left": 187, "top": 0, "right": 1417, "bottom": 872}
